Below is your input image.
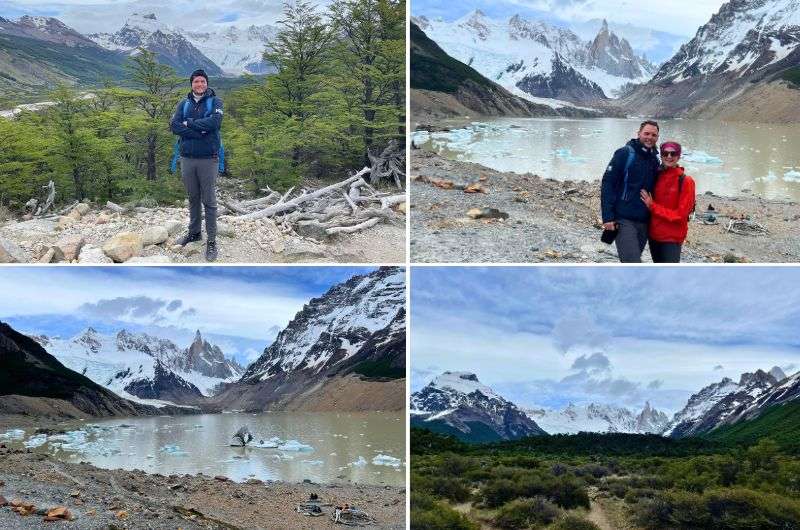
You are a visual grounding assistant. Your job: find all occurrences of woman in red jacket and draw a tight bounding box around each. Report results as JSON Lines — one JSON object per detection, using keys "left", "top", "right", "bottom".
{"left": 640, "top": 141, "right": 695, "bottom": 263}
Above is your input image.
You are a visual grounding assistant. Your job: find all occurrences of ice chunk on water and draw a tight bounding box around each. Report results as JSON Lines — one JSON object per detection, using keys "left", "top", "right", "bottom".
{"left": 278, "top": 440, "right": 314, "bottom": 452}
{"left": 349, "top": 456, "right": 367, "bottom": 467}
{"left": 553, "top": 148, "right": 587, "bottom": 164}
{"left": 301, "top": 460, "right": 324, "bottom": 466}
{"left": 682, "top": 151, "right": 723, "bottom": 165}
{"left": 372, "top": 454, "right": 402, "bottom": 467}
{"left": 411, "top": 131, "right": 430, "bottom": 145}
{"left": 24, "top": 434, "right": 48, "bottom": 448}
{"left": 755, "top": 171, "right": 778, "bottom": 183}
{"left": 0, "top": 429, "right": 26, "bottom": 440}
{"left": 252, "top": 437, "right": 282, "bottom": 448}
{"left": 783, "top": 170, "right": 800, "bottom": 182}
{"left": 159, "top": 444, "right": 188, "bottom": 457}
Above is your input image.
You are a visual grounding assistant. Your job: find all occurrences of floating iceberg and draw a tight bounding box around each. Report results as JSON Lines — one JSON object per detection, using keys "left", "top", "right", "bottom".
{"left": 553, "top": 148, "right": 587, "bottom": 164}
{"left": 0, "top": 429, "right": 25, "bottom": 440}
{"left": 349, "top": 456, "right": 368, "bottom": 467}
{"left": 252, "top": 437, "right": 282, "bottom": 448}
{"left": 159, "top": 444, "right": 188, "bottom": 457}
{"left": 682, "top": 151, "right": 723, "bottom": 165}
{"left": 277, "top": 440, "right": 314, "bottom": 452}
{"left": 23, "top": 434, "right": 48, "bottom": 448}
{"left": 755, "top": 171, "right": 778, "bottom": 183}
{"left": 784, "top": 170, "right": 800, "bottom": 182}
{"left": 372, "top": 454, "right": 402, "bottom": 467}
{"left": 411, "top": 131, "right": 430, "bottom": 145}
{"left": 301, "top": 460, "right": 324, "bottom": 466}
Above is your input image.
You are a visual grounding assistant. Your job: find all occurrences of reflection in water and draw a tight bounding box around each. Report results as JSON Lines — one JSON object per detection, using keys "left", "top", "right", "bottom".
{"left": 29, "top": 412, "right": 405, "bottom": 486}
{"left": 414, "top": 118, "right": 800, "bottom": 201}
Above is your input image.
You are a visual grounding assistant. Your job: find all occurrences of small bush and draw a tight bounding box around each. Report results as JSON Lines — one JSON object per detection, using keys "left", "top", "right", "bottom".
{"left": 410, "top": 492, "right": 479, "bottom": 530}
{"left": 493, "top": 496, "right": 560, "bottom": 529}
{"left": 550, "top": 514, "right": 602, "bottom": 530}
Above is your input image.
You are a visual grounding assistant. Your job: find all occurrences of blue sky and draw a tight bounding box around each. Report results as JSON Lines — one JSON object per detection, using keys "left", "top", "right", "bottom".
{"left": 411, "top": 267, "right": 800, "bottom": 413}
{"left": 0, "top": 0, "right": 334, "bottom": 34}
{"left": 0, "top": 266, "right": 375, "bottom": 365}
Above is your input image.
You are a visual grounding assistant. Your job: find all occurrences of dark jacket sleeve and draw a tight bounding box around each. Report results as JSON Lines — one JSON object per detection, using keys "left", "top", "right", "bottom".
{"left": 170, "top": 101, "right": 204, "bottom": 139}
{"left": 189, "top": 97, "right": 223, "bottom": 132}
{"left": 601, "top": 148, "right": 626, "bottom": 223}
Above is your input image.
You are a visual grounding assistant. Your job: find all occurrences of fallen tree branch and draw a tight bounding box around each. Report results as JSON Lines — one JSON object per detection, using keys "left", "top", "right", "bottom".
{"left": 326, "top": 216, "right": 381, "bottom": 234}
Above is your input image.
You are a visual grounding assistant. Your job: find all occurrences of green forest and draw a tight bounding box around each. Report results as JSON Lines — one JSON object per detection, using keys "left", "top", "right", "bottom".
{"left": 0, "top": 0, "right": 405, "bottom": 214}
{"left": 411, "top": 425, "right": 800, "bottom": 530}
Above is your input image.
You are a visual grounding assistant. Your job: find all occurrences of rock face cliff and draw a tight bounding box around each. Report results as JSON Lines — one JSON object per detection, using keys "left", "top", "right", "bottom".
{"left": 214, "top": 267, "right": 406, "bottom": 412}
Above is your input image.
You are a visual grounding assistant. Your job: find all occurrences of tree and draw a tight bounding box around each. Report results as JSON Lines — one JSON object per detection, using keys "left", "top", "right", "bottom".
{"left": 117, "top": 49, "right": 183, "bottom": 180}
{"left": 49, "top": 86, "right": 93, "bottom": 200}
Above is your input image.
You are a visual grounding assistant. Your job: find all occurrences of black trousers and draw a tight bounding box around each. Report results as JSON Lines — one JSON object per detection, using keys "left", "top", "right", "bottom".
{"left": 649, "top": 240, "right": 682, "bottom": 263}
{"left": 614, "top": 219, "right": 648, "bottom": 263}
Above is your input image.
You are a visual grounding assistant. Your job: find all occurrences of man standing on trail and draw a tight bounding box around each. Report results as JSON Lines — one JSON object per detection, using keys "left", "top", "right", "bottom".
{"left": 600, "top": 120, "right": 661, "bottom": 262}
{"left": 170, "top": 68, "right": 224, "bottom": 262}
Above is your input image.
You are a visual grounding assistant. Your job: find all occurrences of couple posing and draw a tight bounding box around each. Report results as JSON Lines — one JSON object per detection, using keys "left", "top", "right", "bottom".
{"left": 600, "top": 120, "right": 696, "bottom": 263}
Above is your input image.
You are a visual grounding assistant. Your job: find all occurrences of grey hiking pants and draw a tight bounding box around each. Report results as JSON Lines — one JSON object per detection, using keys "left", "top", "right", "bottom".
{"left": 614, "top": 219, "right": 648, "bottom": 263}
{"left": 181, "top": 157, "right": 217, "bottom": 242}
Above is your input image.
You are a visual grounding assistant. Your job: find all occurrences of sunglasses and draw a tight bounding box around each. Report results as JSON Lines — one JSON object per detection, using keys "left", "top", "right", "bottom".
{"left": 661, "top": 151, "right": 679, "bottom": 157}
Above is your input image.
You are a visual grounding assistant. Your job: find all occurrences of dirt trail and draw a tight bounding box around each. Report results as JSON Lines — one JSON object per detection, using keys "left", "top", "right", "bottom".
{"left": 587, "top": 487, "right": 615, "bottom": 530}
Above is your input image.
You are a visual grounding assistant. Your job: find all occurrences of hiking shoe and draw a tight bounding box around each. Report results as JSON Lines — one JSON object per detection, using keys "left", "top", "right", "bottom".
{"left": 206, "top": 240, "right": 218, "bottom": 262}
{"left": 177, "top": 232, "right": 202, "bottom": 246}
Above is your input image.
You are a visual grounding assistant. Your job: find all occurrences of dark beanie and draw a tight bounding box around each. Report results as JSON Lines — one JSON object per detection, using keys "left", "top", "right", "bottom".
{"left": 190, "top": 69, "right": 208, "bottom": 83}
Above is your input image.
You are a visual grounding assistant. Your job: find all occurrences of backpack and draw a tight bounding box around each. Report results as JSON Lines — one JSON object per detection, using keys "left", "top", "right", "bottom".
{"left": 678, "top": 172, "right": 696, "bottom": 221}
{"left": 170, "top": 96, "right": 225, "bottom": 174}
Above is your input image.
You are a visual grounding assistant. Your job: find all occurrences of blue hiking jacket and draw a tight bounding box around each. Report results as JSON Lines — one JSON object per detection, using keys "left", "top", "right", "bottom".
{"left": 169, "top": 88, "right": 223, "bottom": 159}
{"left": 600, "top": 138, "right": 660, "bottom": 223}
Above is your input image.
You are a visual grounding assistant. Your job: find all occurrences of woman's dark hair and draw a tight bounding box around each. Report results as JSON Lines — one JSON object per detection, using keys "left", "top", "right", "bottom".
{"left": 639, "top": 120, "right": 659, "bottom": 132}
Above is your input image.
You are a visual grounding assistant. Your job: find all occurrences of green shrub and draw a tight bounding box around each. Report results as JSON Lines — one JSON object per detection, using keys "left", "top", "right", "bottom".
{"left": 550, "top": 514, "right": 601, "bottom": 530}
{"left": 410, "top": 492, "right": 479, "bottom": 530}
{"left": 634, "top": 487, "right": 800, "bottom": 530}
{"left": 493, "top": 496, "right": 560, "bottom": 529}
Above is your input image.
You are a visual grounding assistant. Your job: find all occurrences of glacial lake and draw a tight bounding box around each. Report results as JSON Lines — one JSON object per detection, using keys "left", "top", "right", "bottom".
{"left": 412, "top": 118, "right": 800, "bottom": 201}
{"left": 5, "top": 412, "right": 405, "bottom": 486}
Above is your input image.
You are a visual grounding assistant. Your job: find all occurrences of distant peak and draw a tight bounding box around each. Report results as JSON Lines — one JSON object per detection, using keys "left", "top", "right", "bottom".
{"left": 769, "top": 366, "right": 787, "bottom": 381}
{"left": 601, "top": 19, "right": 609, "bottom": 32}
{"left": 473, "top": 9, "right": 486, "bottom": 17}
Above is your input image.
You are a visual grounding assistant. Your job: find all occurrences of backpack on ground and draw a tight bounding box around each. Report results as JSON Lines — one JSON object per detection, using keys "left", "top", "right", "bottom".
{"left": 170, "top": 96, "right": 225, "bottom": 174}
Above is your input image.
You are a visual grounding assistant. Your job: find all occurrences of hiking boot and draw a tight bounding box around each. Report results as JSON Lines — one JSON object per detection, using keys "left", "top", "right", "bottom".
{"left": 177, "top": 232, "right": 202, "bottom": 246}
{"left": 206, "top": 240, "right": 218, "bottom": 262}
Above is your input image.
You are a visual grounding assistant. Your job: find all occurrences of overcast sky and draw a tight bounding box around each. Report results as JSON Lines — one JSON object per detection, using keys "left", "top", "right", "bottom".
{"left": 412, "top": 0, "right": 728, "bottom": 37}
{"left": 0, "top": 0, "right": 333, "bottom": 34}
{"left": 0, "top": 266, "right": 373, "bottom": 365}
{"left": 412, "top": 267, "right": 800, "bottom": 414}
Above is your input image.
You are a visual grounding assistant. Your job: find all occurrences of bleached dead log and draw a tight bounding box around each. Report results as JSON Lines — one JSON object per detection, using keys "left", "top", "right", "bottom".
{"left": 221, "top": 198, "right": 249, "bottom": 214}
{"left": 36, "top": 181, "right": 56, "bottom": 216}
{"left": 379, "top": 194, "right": 406, "bottom": 209}
{"left": 326, "top": 217, "right": 381, "bottom": 234}
{"left": 237, "top": 168, "right": 370, "bottom": 220}
{"left": 342, "top": 191, "right": 358, "bottom": 215}
{"left": 106, "top": 201, "right": 126, "bottom": 213}
{"left": 368, "top": 140, "right": 405, "bottom": 189}
{"left": 56, "top": 200, "right": 78, "bottom": 216}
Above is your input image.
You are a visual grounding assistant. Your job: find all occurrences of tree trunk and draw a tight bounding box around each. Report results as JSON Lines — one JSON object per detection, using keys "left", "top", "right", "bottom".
{"left": 72, "top": 167, "right": 84, "bottom": 201}
{"left": 146, "top": 132, "right": 157, "bottom": 181}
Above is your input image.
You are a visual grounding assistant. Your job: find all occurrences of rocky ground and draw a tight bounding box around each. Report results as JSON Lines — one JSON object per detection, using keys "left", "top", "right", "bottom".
{"left": 0, "top": 201, "right": 405, "bottom": 265}
{"left": 410, "top": 149, "right": 800, "bottom": 263}
{"left": 0, "top": 442, "right": 405, "bottom": 530}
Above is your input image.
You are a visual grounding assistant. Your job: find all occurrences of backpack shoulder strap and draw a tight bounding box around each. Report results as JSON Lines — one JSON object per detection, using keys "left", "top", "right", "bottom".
{"left": 678, "top": 172, "right": 685, "bottom": 194}
{"left": 621, "top": 145, "right": 636, "bottom": 200}
{"left": 181, "top": 99, "right": 191, "bottom": 120}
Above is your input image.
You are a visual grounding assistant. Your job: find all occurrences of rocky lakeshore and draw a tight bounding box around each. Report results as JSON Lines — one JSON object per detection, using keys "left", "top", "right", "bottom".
{"left": 410, "top": 149, "right": 800, "bottom": 263}
{"left": 0, "top": 434, "right": 405, "bottom": 530}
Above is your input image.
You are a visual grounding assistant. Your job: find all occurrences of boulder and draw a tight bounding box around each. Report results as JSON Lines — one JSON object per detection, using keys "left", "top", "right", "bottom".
{"left": 102, "top": 233, "right": 143, "bottom": 263}
{"left": 74, "top": 203, "right": 90, "bottom": 216}
{"left": 165, "top": 220, "right": 183, "bottom": 236}
{"left": 183, "top": 241, "right": 203, "bottom": 257}
{"left": 141, "top": 226, "right": 169, "bottom": 246}
{"left": 56, "top": 235, "right": 85, "bottom": 262}
{"left": 66, "top": 208, "right": 82, "bottom": 221}
{"left": 56, "top": 216, "right": 76, "bottom": 231}
{"left": 78, "top": 245, "right": 113, "bottom": 264}
{"left": 127, "top": 255, "right": 173, "bottom": 263}
{"left": 94, "top": 213, "right": 111, "bottom": 225}
{"left": 216, "top": 222, "right": 234, "bottom": 238}
{"left": 46, "top": 506, "right": 71, "bottom": 519}
{"left": 295, "top": 221, "right": 329, "bottom": 241}
{"left": 467, "top": 207, "right": 509, "bottom": 220}
{"left": 39, "top": 247, "right": 63, "bottom": 264}
{"left": 0, "top": 237, "right": 30, "bottom": 263}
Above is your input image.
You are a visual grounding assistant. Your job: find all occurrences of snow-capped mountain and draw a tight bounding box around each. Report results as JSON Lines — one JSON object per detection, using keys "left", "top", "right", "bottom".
{"left": 0, "top": 15, "right": 99, "bottom": 48}
{"left": 241, "top": 267, "right": 405, "bottom": 382}
{"left": 30, "top": 327, "right": 241, "bottom": 404}
{"left": 413, "top": 11, "right": 655, "bottom": 104}
{"left": 215, "top": 267, "right": 406, "bottom": 412}
{"left": 88, "top": 13, "right": 222, "bottom": 76}
{"left": 411, "top": 371, "right": 545, "bottom": 442}
{"left": 664, "top": 368, "right": 782, "bottom": 437}
{"left": 184, "top": 24, "right": 278, "bottom": 75}
{"left": 622, "top": 0, "right": 800, "bottom": 120}
{"left": 525, "top": 401, "right": 668, "bottom": 435}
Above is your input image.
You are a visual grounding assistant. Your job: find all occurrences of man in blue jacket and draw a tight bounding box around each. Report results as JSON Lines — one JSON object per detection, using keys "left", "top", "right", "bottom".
{"left": 600, "top": 120, "right": 661, "bottom": 262}
{"left": 170, "top": 69, "right": 223, "bottom": 262}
